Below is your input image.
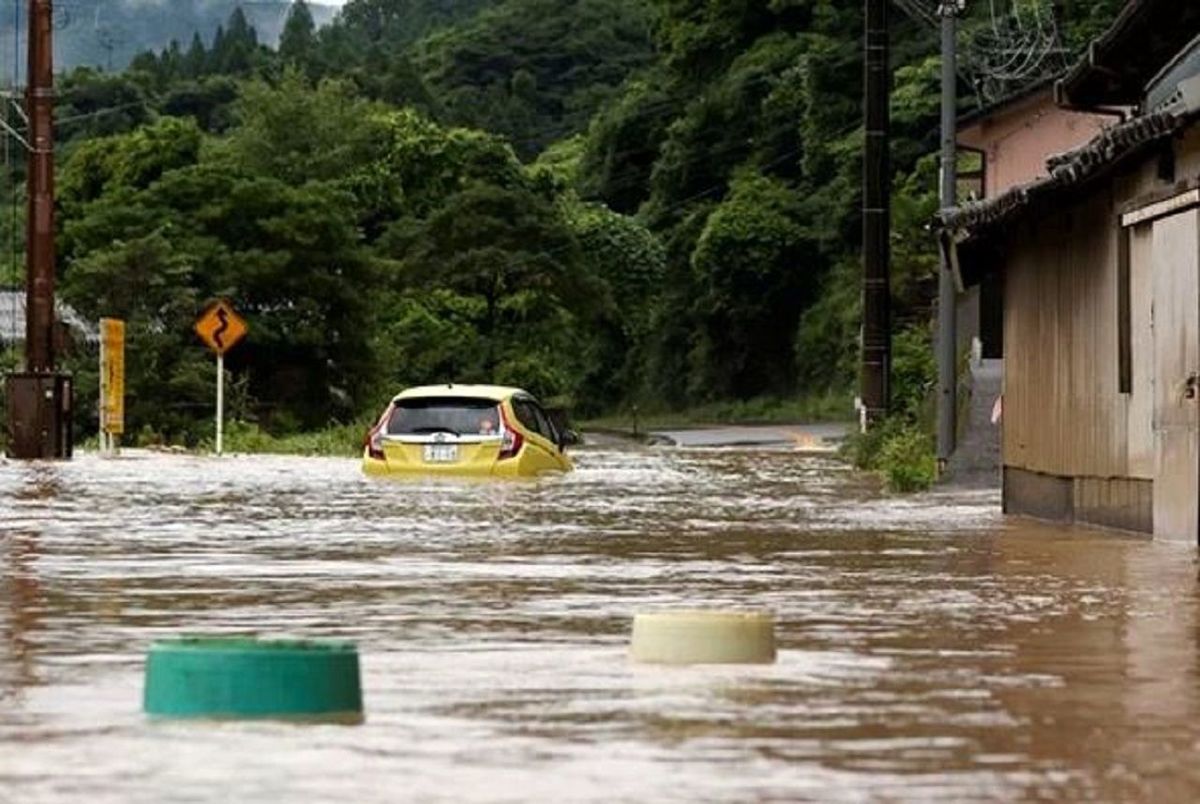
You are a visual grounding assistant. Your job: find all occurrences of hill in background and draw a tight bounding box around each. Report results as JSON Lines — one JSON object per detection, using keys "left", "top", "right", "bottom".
{"left": 0, "top": 0, "right": 337, "bottom": 80}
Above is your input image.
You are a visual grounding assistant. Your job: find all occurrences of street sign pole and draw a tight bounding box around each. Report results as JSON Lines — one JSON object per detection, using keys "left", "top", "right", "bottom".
{"left": 216, "top": 353, "right": 224, "bottom": 456}
{"left": 194, "top": 300, "right": 245, "bottom": 457}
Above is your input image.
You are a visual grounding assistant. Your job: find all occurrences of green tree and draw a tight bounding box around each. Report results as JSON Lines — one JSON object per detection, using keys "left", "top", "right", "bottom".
{"left": 688, "top": 172, "right": 815, "bottom": 399}
{"left": 160, "top": 76, "right": 240, "bottom": 133}
{"left": 211, "top": 8, "right": 259, "bottom": 75}
{"left": 223, "top": 72, "right": 390, "bottom": 188}
{"left": 279, "top": 0, "right": 317, "bottom": 67}
{"left": 578, "top": 75, "right": 681, "bottom": 214}
{"left": 57, "top": 68, "right": 152, "bottom": 146}
{"left": 378, "top": 182, "right": 595, "bottom": 399}
{"left": 183, "top": 33, "right": 208, "bottom": 79}
{"left": 562, "top": 197, "right": 666, "bottom": 406}
{"left": 415, "top": 0, "right": 656, "bottom": 157}
{"left": 58, "top": 107, "right": 381, "bottom": 435}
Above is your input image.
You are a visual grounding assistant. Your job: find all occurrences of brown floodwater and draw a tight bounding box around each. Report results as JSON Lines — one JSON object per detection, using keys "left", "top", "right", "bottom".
{"left": 2, "top": 445, "right": 1199, "bottom": 802}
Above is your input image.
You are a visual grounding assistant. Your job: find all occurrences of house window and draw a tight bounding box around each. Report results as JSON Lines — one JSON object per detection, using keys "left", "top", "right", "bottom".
{"left": 957, "top": 150, "right": 985, "bottom": 203}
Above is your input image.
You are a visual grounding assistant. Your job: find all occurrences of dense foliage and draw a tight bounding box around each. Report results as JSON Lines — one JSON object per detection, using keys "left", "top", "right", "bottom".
{"left": 0, "top": 0, "right": 1126, "bottom": 445}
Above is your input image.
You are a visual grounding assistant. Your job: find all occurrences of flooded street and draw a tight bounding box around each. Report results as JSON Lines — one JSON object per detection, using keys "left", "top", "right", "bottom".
{"left": 3, "top": 445, "right": 1200, "bottom": 802}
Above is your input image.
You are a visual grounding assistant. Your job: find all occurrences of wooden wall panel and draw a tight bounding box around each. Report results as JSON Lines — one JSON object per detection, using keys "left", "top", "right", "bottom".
{"left": 1003, "top": 192, "right": 1126, "bottom": 478}
{"left": 1150, "top": 210, "right": 1200, "bottom": 541}
{"left": 1128, "top": 224, "right": 1156, "bottom": 478}
{"left": 1001, "top": 131, "right": 1200, "bottom": 487}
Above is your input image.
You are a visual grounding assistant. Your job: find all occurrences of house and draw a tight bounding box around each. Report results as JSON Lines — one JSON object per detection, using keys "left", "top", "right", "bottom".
{"left": 955, "top": 80, "right": 1114, "bottom": 362}
{"left": 959, "top": 80, "right": 1115, "bottom": 199}
{"left": 0, "top": 289, "right": 98, "bottom": 349}
{"left": 939, "top": 0, "right": 1200, "bottom": 541}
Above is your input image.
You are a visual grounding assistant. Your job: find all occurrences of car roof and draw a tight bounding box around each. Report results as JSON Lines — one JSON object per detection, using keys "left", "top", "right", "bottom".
{"left": 392, "top": 384, "right": 529, "bottom": 403}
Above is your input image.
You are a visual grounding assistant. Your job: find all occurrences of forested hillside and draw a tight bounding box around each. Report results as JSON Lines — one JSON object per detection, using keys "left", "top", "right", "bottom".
{"left": 1, "top": 0, "right": 1125, "bottom": 444}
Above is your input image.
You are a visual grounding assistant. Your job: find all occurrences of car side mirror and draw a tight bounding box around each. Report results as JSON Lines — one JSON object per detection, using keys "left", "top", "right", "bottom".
{"left": 560, "top": 429, "right": 581, "bottom": 450}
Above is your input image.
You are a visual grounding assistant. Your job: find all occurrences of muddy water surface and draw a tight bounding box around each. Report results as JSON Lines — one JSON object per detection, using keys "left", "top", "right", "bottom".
{"left": 2, "top": 447, "right": 1200, "bottom": 802}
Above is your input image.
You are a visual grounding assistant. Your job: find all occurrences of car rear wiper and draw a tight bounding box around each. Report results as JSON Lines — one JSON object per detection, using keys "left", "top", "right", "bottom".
{"left": 408, "top": 426, "right": 461, "bottom": 436}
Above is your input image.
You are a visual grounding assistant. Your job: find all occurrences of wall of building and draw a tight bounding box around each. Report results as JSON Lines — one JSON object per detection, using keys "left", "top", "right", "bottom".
{"left": 999, "top": 125, "right": 1200, "bottom": 533}
{"left": 959, "top": 93, "right": 1113, "bottom": 197}
{"left": 956, "top": 94, "right": 1110, "bottom": 365}
{"left": 1003, "top": 190, "right": 1129, "bottom": 479}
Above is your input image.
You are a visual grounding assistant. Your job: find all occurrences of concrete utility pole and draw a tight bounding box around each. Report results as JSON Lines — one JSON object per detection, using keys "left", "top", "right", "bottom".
{"left": 4, "top": 0, "right": 73, "bottom": 460}
{"left": 936, "top": 0, "right": 963, "bottom": 469}
{"left": 862, "top": 0, "right": 891, "bottom": 428}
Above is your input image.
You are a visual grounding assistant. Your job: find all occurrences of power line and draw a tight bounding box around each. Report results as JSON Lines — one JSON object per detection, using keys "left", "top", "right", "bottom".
{"left": 892, "top": 0, "right": 1071, "bottom": 103}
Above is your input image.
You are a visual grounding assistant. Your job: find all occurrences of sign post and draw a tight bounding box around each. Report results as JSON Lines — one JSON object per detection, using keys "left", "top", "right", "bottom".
{"left": 217, "top": 353, "right": 224, "bottom": 456}
{"left": 99, "top": 318, "right": 125, "bottom": 456}
{"left": 194, "top": 300, "right": 248, "bottom": 456}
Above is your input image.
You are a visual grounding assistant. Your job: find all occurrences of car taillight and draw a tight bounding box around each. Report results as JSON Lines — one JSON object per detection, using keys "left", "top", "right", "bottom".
{"left": 364, "top": 404, "right": 392, "bottom": 460}
{"left": 498, "top": 406, "right": 523, "bottom": 460}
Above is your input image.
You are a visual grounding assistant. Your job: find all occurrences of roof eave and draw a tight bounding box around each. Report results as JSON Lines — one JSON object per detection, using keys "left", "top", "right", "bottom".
{"left": 937, "top": 108, "right": 1196, "bottom": 243}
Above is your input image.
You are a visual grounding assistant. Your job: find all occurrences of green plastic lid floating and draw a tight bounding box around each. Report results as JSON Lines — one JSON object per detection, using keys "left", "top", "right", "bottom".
{"left": 143, "top": 637, "right": 364, "bottom": 722}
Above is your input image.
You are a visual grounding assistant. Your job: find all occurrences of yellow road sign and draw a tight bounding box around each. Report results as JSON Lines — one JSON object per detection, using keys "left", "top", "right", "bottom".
{"left": 100, "top": 318, "right": 125, "bottom": 435}
{"left": 194, "top": 299, "right": 248, "bottom": 356}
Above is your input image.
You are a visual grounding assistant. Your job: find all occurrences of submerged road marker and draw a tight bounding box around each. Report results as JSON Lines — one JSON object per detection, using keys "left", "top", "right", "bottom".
{"left": 630, "top": 610, "right": 777, "bottom": 665}
{"left": 144, "top": 637, "right": 363, "bottom": 722}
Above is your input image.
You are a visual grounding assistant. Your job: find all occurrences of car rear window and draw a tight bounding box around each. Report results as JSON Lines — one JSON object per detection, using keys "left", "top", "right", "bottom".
{"left": 387, "top": 397, "right": 500, "bottom": 436}
{"left": 512, "top": 398, "right": 559, "bottom": 443}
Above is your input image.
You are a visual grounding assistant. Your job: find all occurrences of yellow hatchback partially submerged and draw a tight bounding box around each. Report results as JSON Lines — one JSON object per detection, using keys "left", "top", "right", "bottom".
{"left": 362, "top": 384, "right": 576, "bottom": 478}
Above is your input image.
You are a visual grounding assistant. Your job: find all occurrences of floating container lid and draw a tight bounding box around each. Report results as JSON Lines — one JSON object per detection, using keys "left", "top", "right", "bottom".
{"left": 631, "top": 610, "right": 777, "bottom": 665}
{"left": 143, "top": 637, "right": 363, "bottom": 722}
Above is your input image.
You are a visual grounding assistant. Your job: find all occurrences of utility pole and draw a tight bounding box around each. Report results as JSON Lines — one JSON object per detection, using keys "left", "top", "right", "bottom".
{"left": 4, "top": 0, "right": 72, "bottom": 460}
{"left": 936, "top": 0, "right": 963, "bottom": 470}
{"left": 861, "top": 0, "right": 891, "bottom": 428}
{"left": 26, "top": 0, "right": 55, "bottom": 374}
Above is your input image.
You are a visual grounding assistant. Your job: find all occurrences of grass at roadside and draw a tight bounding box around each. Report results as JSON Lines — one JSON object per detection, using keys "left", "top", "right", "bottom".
{"left": 77, "top": 419, "right": 370, "bottom": 458}
{"left": 199, "top": 420, "right": 367, "bottom": 457}
{"left": 580, "top": 391, "right": 854, "bottom": 432}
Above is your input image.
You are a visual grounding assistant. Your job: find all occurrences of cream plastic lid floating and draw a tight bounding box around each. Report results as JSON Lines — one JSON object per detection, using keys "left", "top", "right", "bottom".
{"left": 630, "top": 610, "right": 777, "bottom": 665}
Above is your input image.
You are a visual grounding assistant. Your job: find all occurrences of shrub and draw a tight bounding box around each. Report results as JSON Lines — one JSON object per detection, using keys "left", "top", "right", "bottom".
{"left": 878, "top": 425, "right": 937, "bottom": 493}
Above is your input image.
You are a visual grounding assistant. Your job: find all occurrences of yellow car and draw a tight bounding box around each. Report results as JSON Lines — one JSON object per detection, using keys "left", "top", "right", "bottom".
{"left": 362, "top": 384, "right": 576, "bottom": 478}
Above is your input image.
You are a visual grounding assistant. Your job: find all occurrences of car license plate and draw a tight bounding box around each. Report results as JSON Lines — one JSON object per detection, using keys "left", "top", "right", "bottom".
{"left": 423, "top": 444, "right": 458, "bottom": 463}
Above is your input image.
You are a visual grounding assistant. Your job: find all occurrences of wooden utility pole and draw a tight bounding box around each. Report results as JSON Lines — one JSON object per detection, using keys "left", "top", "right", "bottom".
{"left": 25, "top": 0, "right": 55, "bottom": 373}
{"left": 862, "top": 0, "right": 891, "bottom": 427}
{"left": 4, "top": 0, "right": 72, "bottom": 460}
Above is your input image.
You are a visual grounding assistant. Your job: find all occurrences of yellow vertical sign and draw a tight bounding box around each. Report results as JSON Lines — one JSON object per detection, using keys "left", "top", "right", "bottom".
{"left": 100, "top": 318, "right": 125, "bottom": 436}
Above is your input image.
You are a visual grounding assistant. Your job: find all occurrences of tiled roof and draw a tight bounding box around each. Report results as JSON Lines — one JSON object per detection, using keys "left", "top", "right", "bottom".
{"left": 0, "top": 289, "right": 99, "bottom": 344}
{"left": 937, "top": 108, "right": 1195, "bottom": 240}
{"left": 1056, "top": 0, "right": 1200, "bottom": 109}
